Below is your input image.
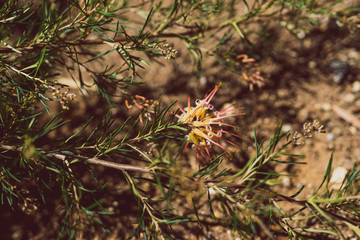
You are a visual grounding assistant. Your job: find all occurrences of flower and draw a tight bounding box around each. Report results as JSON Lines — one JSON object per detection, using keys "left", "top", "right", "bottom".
{"left": 237, "top": 54, "right": 265, "bottom": 91}
{"left": 177, "top": 83, "right": 244, "bottom": 166}
{"left": 125, "top": 95, "right": 158, "bottom": 124}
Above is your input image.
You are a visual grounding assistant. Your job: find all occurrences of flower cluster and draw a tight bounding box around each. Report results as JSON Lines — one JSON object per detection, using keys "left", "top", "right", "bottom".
{"left": 125, "top": 95, "right": 158, "bottom": 124}
{"left": 153, "top": 42, "right": 178, "bottom": 60}
{"left": 237, "top": 54, "right": 265, "bottom": 91}
{"left": 292, "top": 120, "right": 326, "bottom": 145}
{"left": 50, "top": 86, "right": 77, "bottom": 110}
{"left": 142, "top": 40, "right": 178, "bottom": 60}
{"left": 177, "top": 83, "right": 244, "bottom": 165}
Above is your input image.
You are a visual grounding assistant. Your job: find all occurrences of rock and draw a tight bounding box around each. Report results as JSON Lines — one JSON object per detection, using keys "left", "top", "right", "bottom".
{"left": 343, "top": 93, "right": 355, "bottom": 103}
{"left": 352, "top": 81, "right": 360, "bottom": 93}
{"left": 208, "top": 188, "right": 216, "bottom": 196}
{"left": 349, "top": 126, "right": 357, "bottom": 135}
{"left": 282, "top": 176, "right": 291, "bottom": 187}
{"left": 321, "top": 103, "right": 332, "bottom": 111}
{"left": 308, "top": 60, "right": 317, "bottom": 69}
{"left": 277, "top": 89, "right": 288, "bottom": 98}
{"left": 330, "top": 167, "right": 348, "bottom": 188}
{"left": 326, "top": 133, "right": 335, "bottom": 141}
{"left": 282, "top": 124, "right": 292, "bottom": 132}
{"left": 199, "top": 76, "right": 207, "bottom": 88}
{"left": 329, "top": 59, "right": 348, "bottom": 84}
{"left": 297, "top": 30, "right": 306, "bottom": 39}
{"left": 304, "top": 39, "right": 313, "bottom": 49}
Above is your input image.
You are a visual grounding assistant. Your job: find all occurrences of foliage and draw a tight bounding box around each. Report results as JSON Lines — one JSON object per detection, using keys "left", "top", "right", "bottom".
{"left": 0, "top": 0, "right": 359, "bottom": 239}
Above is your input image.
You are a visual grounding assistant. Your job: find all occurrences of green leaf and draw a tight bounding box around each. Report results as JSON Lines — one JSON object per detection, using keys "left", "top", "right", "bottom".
{"left": 208, "top": 190, "right": 217, "bottom": 221}
{"left": 231, "top": 22, "right": 245, "bottom": 38}
{"left": 308, "top": 198, "right": 335, "bottom": 225}
{"left": 65, "top": 116, "right": 94, "bottom": 143}
{"left": 345, "top": 221, "right": 360, "bottom": 237}
{"left": 314, "top": 152, "right": 333, "bottom": 194}
{"left": 290, "top": 185, "right": 305, "bottom": 198}
{"left": 34, "top": 47, "right": 47, "bottom": 76}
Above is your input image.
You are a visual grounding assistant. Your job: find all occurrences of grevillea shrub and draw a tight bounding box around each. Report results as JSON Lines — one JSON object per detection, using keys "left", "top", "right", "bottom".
{"left": 0, "top": 1, "right": 359, "bottom": 239}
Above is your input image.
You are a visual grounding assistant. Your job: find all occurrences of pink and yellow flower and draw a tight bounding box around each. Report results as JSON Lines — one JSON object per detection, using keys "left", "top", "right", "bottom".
{"left": 176, "top": 83, "right": 244, "bottom": 166}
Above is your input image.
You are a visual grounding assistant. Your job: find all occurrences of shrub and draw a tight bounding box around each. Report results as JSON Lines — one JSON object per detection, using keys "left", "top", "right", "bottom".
{"left": 1, "top": 0, "right": 359, "bottom": 239}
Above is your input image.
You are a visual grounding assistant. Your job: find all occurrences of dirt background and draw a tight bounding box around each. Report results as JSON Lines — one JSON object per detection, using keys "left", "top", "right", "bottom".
{"left": 135, "top": 0, "right": 360, "bottom": 200}
{"left": 129, "top": 1, "right": 360, "bottom": 238}
{"left": 1, "top": 0, "right": 360, "bottom": 239}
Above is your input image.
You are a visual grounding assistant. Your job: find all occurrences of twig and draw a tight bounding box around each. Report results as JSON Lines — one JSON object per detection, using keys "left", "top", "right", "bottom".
{"left": 221, "top": 182, "right": 360, "bottom": 226}
{"left": 5, "top": 64, "right": 45, "bottom": 83}
{"left": 331, "top": 104, "right": 360, "bottom": 129}
{"left": 0, "top": 27, "right": 216, "bottom": 54}
{"left": 0, "top": 144, "right": 152, "bottom": 173}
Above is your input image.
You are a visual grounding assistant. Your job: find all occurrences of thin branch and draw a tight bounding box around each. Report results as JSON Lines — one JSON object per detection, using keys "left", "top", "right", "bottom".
{"left": 4, "top": 64, "right": 45, "bottom": 83}
{"left": 0, "top": 144, "right": 152, "bottom": 173}
{"left": 224, "top": 183, "right": 360, "bottom": 226}
{"left": 332, "top": 103, "right": 360, "bottom": 129}
{"left": 0, "top": 26, "right": 217, "bottom": 54}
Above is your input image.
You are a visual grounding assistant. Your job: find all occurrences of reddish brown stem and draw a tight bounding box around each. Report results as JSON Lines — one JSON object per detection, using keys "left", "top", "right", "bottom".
{"left": 332, "top": 104, "right": 360, "bottom": 129}
{"left": 0, "top": 144, "right": 151, "bottom": 173}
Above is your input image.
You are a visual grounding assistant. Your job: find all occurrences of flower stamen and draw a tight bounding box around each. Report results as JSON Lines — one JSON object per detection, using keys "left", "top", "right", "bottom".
{"left": 177, "top": 83, "right": 243, "bottom": 165}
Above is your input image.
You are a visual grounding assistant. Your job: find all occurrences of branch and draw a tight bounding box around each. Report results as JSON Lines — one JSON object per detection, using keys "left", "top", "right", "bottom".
{"left": 221, "top": 182, "right": 360, "bottom": 226}
{"left": 0, "top": 26, "right": 216, "bottom": 54}
{"left": 332, "top": 103, "right": 360, "bottom": 129}
{"left": 0, "top": 144, "right": 152, "bottom": 173}
{"left": 4, "top": 63, "right": 45, "bottom": 83}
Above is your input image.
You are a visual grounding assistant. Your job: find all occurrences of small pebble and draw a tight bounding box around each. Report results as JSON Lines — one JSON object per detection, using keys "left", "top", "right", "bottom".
{"left": 330, "top": 167, "right": 347, "bottom": 184}
{"left": 308, "top": 60, "right": 316, "bottom": 69}
{"left": 330, "top": 59, "right": 348, "bottom": 84}
{"left": 349, "top": 126, "right": 357, "bottom": 134}
{"left": 322, "top": 103, "right": 332, "bottom": 111}
{"left": 287, "top": 23, "right": 296, "bottom": 30}
{"left": 282, "top": 176, "right": 291, "bottom": 187}
{"left": 199, "top": 76, "right": 207, "bottom": 87}
{"left": 208, "top": 188, "right": 216, "bottom": 196}
{"left": 297, "top": 30, "right": 306, "bottom": 39}
{"left": 352, "top": 81, "right": 360, "bottom": 93}
{"left": 206, "top": 231, "right": 213, "bottom": 239}
{"left": 304, "top": 39, "right": 313, "bottom": 49}
{"left": 318, "top": 16, "right": 330, "bottom": 31}
{"left": 347, "top": 48, "right": 359, "bottom": 59}
{"left": 326, "top": 133, "right": 335, "bottom": 141}
{"left": 343, "top": 93, "right": 355, "bottom": 103}
{"left": 282, "top": 124, "right": 292, "bottom": 132}
{"left": 277, "top": 89, "right": 288, "bottom": 98}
